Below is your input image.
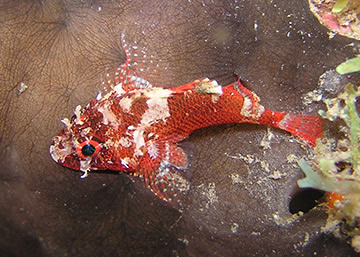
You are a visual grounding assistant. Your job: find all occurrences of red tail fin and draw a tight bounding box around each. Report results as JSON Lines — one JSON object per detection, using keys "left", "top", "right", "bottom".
{"left": 278, "top": 114, "right": 324, "bottom": 146}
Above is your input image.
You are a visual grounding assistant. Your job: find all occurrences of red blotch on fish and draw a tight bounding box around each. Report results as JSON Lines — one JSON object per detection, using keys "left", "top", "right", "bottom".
{"left": 50, "top": 35, "right": 324, "bottom": 204}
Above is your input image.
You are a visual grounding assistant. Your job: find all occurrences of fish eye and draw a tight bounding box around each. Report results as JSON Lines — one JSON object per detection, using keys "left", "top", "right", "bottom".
{"left": 82, "top": 144, "right": 96, "bottom": 156}
{"left": 76, "top": 140, "right": 101, "bottom": 159}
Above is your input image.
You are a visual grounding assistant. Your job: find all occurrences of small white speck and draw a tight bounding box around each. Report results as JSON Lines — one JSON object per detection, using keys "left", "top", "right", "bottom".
{"left": 328, "top": 32, "right": 336, "bottom": 39}
{"left": 231, "top": 223, "right": 239, "bottom": 233}
{"left": 17, "top": 82, "right": 28, "bottom": 95}
{"left": 229, "top": 173, "right": 244, "bottom": 184}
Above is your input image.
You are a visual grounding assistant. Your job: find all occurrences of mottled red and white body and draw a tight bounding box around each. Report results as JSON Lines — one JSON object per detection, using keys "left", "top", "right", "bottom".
{"left": 50, "top": 35, "right": 323, "bottom": 203}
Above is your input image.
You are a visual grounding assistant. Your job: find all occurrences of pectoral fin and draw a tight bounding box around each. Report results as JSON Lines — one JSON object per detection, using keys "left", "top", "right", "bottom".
{"left": 138, "top": 141, "right": 189, "bottom": 203}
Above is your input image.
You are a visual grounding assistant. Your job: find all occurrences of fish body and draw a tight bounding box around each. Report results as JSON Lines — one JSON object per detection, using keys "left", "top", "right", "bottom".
{"left": 50, "top": 37, "right": 323, "bottom": 203}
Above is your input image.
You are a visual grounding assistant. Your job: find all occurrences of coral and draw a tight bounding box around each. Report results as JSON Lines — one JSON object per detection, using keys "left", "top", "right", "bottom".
{"left": 297, "top": 83, "right": 360, "bottom": 252}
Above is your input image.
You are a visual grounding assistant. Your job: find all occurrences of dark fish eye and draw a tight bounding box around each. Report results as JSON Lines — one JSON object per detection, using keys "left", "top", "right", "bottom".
{"left": 76, "top": 140, "right": 101, "bottom": 159}
{"left": 81, "top": 144, "right": 96, "bottom": 156}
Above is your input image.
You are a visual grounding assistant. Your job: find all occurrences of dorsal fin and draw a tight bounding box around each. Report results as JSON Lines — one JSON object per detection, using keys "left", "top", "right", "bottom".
{"left": 170, "top": 78, "right": 222, "bottom": 95}
{"left": 111, "top": 34, "right": 153, "bottom": 93}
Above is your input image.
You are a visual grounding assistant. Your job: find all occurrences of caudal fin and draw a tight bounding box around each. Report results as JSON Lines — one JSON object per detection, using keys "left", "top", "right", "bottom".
{"left": 278, "top": 114, "right": 324, "bottom": 147}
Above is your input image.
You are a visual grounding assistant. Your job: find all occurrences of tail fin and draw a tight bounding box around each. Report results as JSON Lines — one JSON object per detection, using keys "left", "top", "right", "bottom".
{"left": 278, "top": 114, "right": 324, "bottom": 146}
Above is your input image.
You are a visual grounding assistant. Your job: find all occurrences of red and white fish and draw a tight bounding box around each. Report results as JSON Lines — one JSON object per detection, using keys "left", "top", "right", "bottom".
{"left": 50, "top": 36, "right": 323, "bottom": 203}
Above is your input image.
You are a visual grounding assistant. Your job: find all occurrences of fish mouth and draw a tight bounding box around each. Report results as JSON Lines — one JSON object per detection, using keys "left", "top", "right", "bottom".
{"left": 49, "top": 130, "right": 80, "bottom": 170}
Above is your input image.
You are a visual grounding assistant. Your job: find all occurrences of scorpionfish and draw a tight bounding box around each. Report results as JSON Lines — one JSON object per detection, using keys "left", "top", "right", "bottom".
{"left": 50, "top": 36, "right": 324, "bottom": 203}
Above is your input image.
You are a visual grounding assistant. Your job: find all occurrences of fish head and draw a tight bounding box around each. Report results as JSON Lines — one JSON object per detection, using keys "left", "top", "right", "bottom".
{"left": 50, "top": 97, "right": 135, "bottom": 175}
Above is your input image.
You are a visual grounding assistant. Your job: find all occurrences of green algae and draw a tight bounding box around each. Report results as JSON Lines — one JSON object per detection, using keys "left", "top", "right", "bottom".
{"left": 332, "top": 0, "right": 350, "bottom": 13}
{"left": 298, "top": 159, "right": 360, "bottom": 194}
{"left": 336, "top": 57, "right": 360, "bottom": 75}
